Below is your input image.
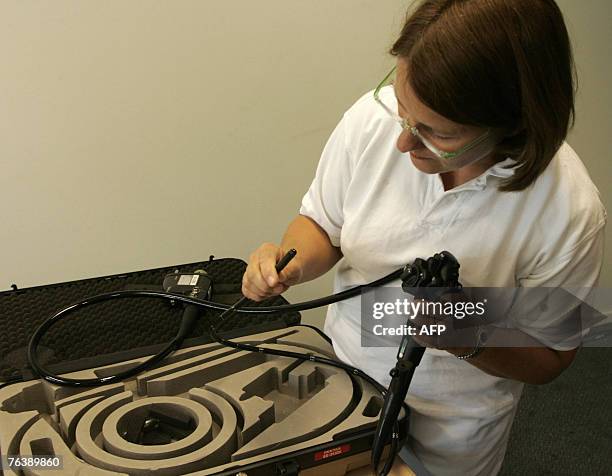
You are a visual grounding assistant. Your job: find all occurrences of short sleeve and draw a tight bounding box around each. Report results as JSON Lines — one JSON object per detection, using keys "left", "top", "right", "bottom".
{"left": 299, "top": 115, "right": 355, "bottom": 247}
{"left": 509, "top": 219, "right": 606, "bottom": 350}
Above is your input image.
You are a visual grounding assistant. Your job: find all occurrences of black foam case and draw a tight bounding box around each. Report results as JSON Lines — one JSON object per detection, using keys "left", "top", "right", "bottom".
{"left": 0, "top": 256, "right": 300, "bottom": 383}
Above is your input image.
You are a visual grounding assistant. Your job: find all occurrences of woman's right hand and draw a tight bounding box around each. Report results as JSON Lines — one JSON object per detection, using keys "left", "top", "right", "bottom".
{"left": 242, "top": 243, "right": 303, "bottom": 302}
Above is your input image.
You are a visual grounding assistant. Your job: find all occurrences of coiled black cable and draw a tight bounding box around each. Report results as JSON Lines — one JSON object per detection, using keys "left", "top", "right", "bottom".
{"left": 27, "top": 267, "right": 404, "bottom": 387}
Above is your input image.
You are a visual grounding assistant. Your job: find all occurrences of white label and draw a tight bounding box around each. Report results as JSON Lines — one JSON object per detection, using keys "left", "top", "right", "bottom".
{"left": 178, "top": 275, "right": 192, "bottom": 286}
{"left": 190, "top": 275, "right": 199, "bottom": 286}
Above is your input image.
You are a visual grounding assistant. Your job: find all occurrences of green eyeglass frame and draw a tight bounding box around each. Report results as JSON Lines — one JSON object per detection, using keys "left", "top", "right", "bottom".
{"left": 373, "top": 66, "right": 491, "bottom": 160}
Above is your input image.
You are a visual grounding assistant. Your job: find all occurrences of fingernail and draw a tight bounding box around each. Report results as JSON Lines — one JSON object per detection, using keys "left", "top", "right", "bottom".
{"left": 267, "top": 276, "right": 276, "bottom": 286}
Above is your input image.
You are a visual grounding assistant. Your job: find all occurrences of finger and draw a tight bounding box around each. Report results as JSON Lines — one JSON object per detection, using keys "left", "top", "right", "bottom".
{"left": 259, "top": 246, "right": 283, "bottom": 287}
{"left": 245, "top": 246, "right": 277, "bottom": 292}
{"left": 241, "top": 285, "right": 264, "bottom": 302}
{"left": 241, "top": 273, "right": 268, "bottom": 301}
{"left": 271, "top": 283, "right": 289, "bottom": 295}
{"left": 241, "top": 282, "right": 287, "bottom": 302}
{"left": 242, "top": 268, "right": 275, "bottom": 300}
{"left": 243, "top": 264, "right": 290, "bottom": 301}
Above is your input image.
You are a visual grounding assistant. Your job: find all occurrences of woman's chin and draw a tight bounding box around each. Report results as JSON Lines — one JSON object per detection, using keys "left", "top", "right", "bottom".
{"left": 410, "top": 154, "right": 444, "bottom": 174}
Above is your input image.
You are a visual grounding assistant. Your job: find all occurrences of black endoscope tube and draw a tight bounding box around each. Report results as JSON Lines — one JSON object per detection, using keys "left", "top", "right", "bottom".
{"left": 26, "top": 293, "right": 200, "bottom": 387}
{"left": 27, "top": 260, "right": 403, "bottom": 388}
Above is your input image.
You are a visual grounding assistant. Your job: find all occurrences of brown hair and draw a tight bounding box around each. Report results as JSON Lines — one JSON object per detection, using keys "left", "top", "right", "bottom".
{"left": 390, "top": 0, "right": 576, "bottom": 191}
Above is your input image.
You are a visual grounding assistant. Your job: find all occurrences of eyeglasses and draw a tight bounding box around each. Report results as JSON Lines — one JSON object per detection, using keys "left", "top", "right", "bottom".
{"left": 373, "top": 66, "right": 492, "bottom": 160}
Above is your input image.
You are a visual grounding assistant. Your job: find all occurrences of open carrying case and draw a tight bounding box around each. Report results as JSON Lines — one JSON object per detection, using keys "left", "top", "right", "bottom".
{"left": 0, "top": 257, "right": 407, "bottom": 475}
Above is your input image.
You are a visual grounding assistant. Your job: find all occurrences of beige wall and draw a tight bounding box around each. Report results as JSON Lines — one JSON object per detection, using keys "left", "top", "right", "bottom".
{"left": 558, "top": 0, "right": 611, "bottom": 288}
{"left": 1, "top": 1, "right": 609, "bottom": 329}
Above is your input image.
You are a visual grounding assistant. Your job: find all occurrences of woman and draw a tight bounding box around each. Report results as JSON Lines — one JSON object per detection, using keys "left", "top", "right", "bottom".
{"left": 243, "top": 0, "right": 606, "bottom": 474}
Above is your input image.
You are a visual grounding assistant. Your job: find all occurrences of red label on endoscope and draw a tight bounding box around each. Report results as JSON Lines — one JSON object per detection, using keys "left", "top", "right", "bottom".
{"left": 314, "top": 444, "right": 351, "bottom": 461}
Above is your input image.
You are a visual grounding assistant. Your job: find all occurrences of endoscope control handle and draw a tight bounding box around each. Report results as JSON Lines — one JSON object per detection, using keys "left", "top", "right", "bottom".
{"left": 371, "top": 361, "right": 415, "bottom": 467}
{"left": 371, "top": 334, "right": 426, "bottom": 472}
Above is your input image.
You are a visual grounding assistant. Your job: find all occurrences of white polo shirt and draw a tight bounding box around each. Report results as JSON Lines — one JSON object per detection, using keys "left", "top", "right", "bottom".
{"left": 299, "top": 86, "right": 606, "bottom": 476}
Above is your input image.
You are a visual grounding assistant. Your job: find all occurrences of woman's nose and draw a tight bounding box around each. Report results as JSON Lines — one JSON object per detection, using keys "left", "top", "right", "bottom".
{"left": 396, "top": 128, "right": 422, "bottom": 153}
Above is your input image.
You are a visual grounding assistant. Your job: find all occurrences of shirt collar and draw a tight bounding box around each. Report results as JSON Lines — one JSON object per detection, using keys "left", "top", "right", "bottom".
{"left": 454, "top": 157, "right": 517, "bottom": 192}
{"left": 487, "top": 157, "right": 517, "bottom": 179}
{"left": 435, "top": 157, "right": 518, "bottom": 193}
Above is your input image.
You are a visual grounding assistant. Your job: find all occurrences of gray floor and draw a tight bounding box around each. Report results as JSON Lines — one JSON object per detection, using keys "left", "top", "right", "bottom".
{"left": 499, "top": 347, "right": 612, "bottom": 475}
